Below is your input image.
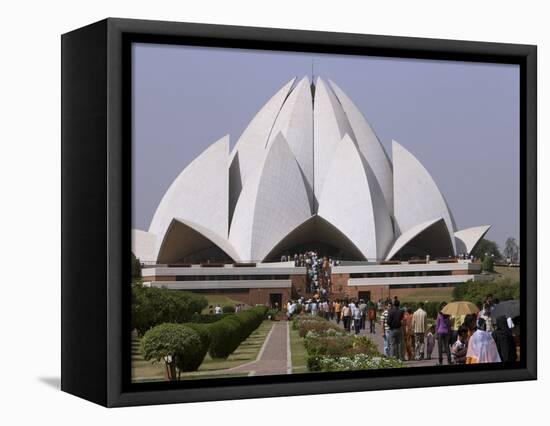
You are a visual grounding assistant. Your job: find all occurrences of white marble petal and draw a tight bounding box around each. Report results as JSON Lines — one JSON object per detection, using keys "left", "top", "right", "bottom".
{"left": 385, "top": 217, "right": 445, "bottom": 260}
{"left": 313, "top": 77, "right": 356, "bottom": 210}
{"left": 329, "top": 79, "right": 394, "bottom": 214}
{"left": 267, "top": 76, "right": 314, "bottom": 212}
{"left": 318, "top": 134, "right": 394, "bottom": 260}
{"left": 148, "top": 135, "right": 230, "bottom": 260}
{"left": 392, "top": 140, "right": 457, "bottom": 254}
{"left": 229, "top": 133, "right": 312, "bottom": 261}
{"left": 131, "top": 229, "right": 157, "bottom": 263}
{"left": 228, "top": 78, "right": 296, "bottom": 220}
{"left": 455, "top": 225, "right": 492, "bottom": 255}
{"left": 156, "top": 218, "right": 240, "bottom": 264}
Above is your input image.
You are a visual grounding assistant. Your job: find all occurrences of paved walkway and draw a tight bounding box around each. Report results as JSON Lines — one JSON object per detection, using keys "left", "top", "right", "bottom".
{"left": 229, "top": 321, "right": 291, "bottom": 376}
{"left": 330, "top": 317, "right": 450, "bottom": 368}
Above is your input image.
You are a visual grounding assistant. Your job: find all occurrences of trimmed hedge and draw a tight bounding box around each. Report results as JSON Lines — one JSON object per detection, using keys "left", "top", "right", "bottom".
{"left": 208, "top": 306, "right": 268, "bottom": 359}
{"left": 190, "top": 312, "right": 235, "bottom": 323}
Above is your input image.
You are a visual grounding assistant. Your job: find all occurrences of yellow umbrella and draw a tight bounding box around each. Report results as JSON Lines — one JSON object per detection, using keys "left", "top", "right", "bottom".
{"left": 441, "top": 301, "right": 479, "bottom": 316}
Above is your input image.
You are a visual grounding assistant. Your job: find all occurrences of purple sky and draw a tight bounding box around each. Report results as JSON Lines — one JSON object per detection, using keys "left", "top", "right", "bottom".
{"left": 132, "top": 43, "right": 519, "bottom": 251}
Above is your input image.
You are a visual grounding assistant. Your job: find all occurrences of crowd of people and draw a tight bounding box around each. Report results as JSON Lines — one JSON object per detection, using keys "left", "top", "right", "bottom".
{"left": 381, "top": 295, "right": 518, "bottom": 364}
{"left": 285, "top": 297, "right": 378, "bottom": 335}
{"left": 280, "top": 251, "right": 340, "bottom": 295}
{"left": 283, "top": 293, "right": 518, "bottom": 366}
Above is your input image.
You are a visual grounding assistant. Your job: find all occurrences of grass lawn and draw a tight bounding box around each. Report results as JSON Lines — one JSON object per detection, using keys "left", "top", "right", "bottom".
{"left": 494, "top": 265, "right": 520, "bottom": 282}
{"left": 289, "top": 325, "right": 308, "bottom": 374}
{"left": 132, "top": 320, "right": 273, "bottom": 382}
{"left": 400, "top": 287, "right": 455, "bottom": 303}
{"left": 201, "top": 295, "right": 249, "bottom": 313}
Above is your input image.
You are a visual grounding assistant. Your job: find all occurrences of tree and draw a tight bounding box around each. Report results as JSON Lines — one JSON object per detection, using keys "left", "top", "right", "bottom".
{"left": 471, "top": 239, "right": 502, "bottom": 261}
{"left": 140, "top": 323, "right": 201, "bottom": 381}
{"left": 482, "top": 255, "right": 495, "bottom": 272}
{"left": 452, "top": 277, "right": 519, "bottom": 303}
{"left": 131, "top": 284, "right": 208, "bottom": 335}
{"left": 503, "top": 237, "right": 519, "bottom": 263}
{"left": 131, "top": 252, "right": 142, "bottom": 283}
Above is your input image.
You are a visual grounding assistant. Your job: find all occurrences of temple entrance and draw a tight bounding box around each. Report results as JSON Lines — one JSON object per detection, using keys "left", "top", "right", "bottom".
{"left": 264, "top": 215, "right": 366, "bottom": 262}
{"left": 358, "top": 291, "right": 371, "bottom": 302}
{"left": 269, "top": 293, "right": 282, "bottom": 309}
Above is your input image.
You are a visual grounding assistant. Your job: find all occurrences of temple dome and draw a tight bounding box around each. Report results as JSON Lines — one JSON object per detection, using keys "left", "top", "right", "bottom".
{"left": 132, "top": 77, "right": 490, "bottom": 264}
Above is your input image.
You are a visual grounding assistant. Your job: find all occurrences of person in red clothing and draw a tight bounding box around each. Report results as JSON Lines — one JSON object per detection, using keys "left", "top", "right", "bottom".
{"left": 367, "top": 302, "right": 377, "bottom": 334}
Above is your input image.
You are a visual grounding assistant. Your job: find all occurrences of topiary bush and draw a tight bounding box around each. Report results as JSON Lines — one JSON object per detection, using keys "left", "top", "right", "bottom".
{"left": 176, "top": 323, "right": 211, "bottom": 373}
{"left": 140, "top": 323, "right": 201, "bottom": 380}
{"left": 222, "top": 305, "right": 236, "bottom": 314}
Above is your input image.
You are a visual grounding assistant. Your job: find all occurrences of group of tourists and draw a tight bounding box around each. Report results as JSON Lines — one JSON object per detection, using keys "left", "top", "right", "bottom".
{"left": 381, "top": 295, "right": 518, "bottom": 365}
{"left": 285, "top": 292, "right": 518, "bottom": 366}
{"left": 286, "top": 297, "right": 378, "bottom": 335}
{"left": 281, "top": 251, "right": 338, "bottom": 294}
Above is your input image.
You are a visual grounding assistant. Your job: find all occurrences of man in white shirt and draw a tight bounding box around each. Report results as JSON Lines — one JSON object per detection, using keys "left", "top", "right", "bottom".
{"left": 411, "top": 303, "right": 428, "bottom": 360}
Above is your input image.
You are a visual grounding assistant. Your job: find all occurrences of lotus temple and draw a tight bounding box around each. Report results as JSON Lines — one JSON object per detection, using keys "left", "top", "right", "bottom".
{"left": 132, "top": 76, "right": 491, "bottom": 305}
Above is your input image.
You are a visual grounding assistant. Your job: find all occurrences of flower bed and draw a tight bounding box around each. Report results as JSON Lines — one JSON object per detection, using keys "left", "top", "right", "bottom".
{"left": 316, "top": 354, "right": 405, "bottom": 372}
{"left": 293, "top": 314, "right": 341, "bottom": 337}
{"left": 294, "top": 314, "right": 404, "bottom": 372}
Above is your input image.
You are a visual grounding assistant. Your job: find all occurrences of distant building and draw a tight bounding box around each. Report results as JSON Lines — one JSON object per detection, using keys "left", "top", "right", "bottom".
{"left": 133, "top": 77, "right": 491, "bottom": 304}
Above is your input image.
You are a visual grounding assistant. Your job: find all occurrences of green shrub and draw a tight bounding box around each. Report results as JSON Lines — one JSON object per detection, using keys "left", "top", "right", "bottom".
{"left": 294, "top": 316, "right": 340, "bottom": 337}
{"left": 222, "top": 305, "right": 236, "bottom": 314}
{"left": 307, "top": 355, "right": 323, "bottom": 372}
{"left": 400, "top": 301, "right": 443, "bottom": 320}
{"left": 266, "top": 308, "right": 279, "bottom": 319}
{"left": 140, "top": 323, "right": 201, "bottom": 380}
{"left": 352, "top": 336, "right": 381, "bottom": 356}
{"left": 208, "top": 306, "right": 267, "bottom": 359}
{"left": 191, "top": 312, "right": 234, "bottom": 323}
{"left": 452, "top": 278, "right": 519, "bottom": 303}
{"left": 304, "top": 332, "right": 354, "bottom": 357}
{"left": 131, "top": 252, "right": 142, "bottom": 283}
{"left": 132, "top": 284, "right": 208, "bottom": 335}
{"left": 482, "top": 256, "right": 495, "bottom": 272}
{"left": 176, "top": 323, "right": 211, "bottom": 373}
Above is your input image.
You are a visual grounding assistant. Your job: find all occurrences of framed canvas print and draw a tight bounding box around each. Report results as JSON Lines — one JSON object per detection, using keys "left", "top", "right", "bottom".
{"left": 61, "top": 18, "right": 537, "bottom": 407}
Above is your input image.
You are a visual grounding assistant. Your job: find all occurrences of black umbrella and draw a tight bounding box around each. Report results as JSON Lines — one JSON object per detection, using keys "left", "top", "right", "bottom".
{"left": 492, "top": 300, "right": 520, "bottom": 319}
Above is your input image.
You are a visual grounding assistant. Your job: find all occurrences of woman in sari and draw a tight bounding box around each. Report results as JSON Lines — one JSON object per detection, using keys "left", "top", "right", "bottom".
{"left": 465, "top": 318, "right": 501, "bottom": 364}
{"left": 403, "top": 308, "right": 414, "bottom": 361}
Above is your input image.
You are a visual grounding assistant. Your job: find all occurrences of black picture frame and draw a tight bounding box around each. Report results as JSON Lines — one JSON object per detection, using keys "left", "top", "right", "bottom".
{"left": 61, "top": 17, "right": 537, "bottom": 407}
